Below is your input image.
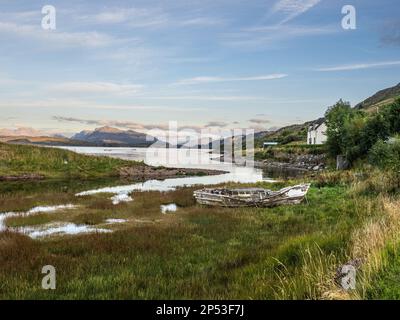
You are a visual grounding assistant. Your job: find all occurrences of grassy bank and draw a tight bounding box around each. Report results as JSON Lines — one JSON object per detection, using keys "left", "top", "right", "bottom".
{"left": 0, "top": 142, "right": 139, "bottom": 179}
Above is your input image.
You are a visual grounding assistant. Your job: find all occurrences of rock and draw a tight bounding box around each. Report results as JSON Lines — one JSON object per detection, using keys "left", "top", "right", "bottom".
{"left": 337, "top": 155, "right": 350, "bottom": 170}
{"left": 334, "top": 258, "right": 363, "bottom": 290}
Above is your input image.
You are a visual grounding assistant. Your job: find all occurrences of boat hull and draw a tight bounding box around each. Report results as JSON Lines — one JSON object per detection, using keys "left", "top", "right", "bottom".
{"left": 193, "top": 184, "right": 310, "bottom": 208}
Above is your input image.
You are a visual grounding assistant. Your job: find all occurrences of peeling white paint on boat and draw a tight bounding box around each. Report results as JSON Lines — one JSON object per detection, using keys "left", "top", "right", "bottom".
{"left": 0, "top": 204, "right": 77, "bottom": 232}
{"left": 161, "top": 203, "right": 178, "bottom": 214}
{"left": 16, "top": 223, "right": 111, "bottom": 239}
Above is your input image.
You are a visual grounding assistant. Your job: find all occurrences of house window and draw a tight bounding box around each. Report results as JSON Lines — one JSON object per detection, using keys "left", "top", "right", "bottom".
{"left": 309, "top": 138, "right": 312, "bottom": 144}
{"left": 314, "top": 138, "right": 316, "bottom": 144}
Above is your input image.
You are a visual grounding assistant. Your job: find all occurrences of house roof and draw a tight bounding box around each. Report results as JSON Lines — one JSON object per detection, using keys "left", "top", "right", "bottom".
{"left": 308, "top": 117, "right": 325, "bottom": 131}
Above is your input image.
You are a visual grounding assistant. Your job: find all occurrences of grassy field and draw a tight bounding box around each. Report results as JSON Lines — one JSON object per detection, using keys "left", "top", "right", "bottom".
{"left": 0, "top": 142, "right": 140, "bottom": 179}
{"left": 1, "top": 168, "right": 397, "bottom": 300}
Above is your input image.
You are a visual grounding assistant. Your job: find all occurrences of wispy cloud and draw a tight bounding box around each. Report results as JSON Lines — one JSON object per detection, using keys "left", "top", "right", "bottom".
{"left": 315, "top": 60, "right": 400, "bottom": 72}
{"left": 223, "top": 24, "right": 336, "bottom": 48}
{"left": 204, "top": 121, "right": 229, "bottom": 128}
{"left": 0, "top": 21, "right": 117, "bottom": 48}
{"left": 52, "top": 116, "right": 228, "bottom": 133}
{"left": 248, "top": 118, "right": 271, "bottom": 124}
{"left": 144, "top": 95, "right": 264, "bottom": 101}
{"left": 49, "top": 81, "right": 144, "bottom": 95}
{"left": 0, "top": 99, "right": 205, "bottom": 112}
{"left": 79, "top": 7, "right": 169, "bottom": 28}
{"left": 272, "top": 0, "right": 321, "bottom": 23}
{"left": 53, "top": 116, "right": 168, "bottom": 131}
{"left": 172, "top": 74, "right": 287, "bottom": 85}
{"left": 78, "top": 7, "right": 225, "bottom": 29}
{"left": 180, "top": 17, "right": 226, "bottom": 27}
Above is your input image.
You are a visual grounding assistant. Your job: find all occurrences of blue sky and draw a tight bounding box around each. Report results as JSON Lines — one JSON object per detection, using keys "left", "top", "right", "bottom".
{"left": 0, "top": 0, "right": 399, "bottom": 136}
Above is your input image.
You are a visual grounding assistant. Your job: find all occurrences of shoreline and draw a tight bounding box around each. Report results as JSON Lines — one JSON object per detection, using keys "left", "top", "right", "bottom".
{"left": 0, "top": 166, "right": 227, "bottom": 182}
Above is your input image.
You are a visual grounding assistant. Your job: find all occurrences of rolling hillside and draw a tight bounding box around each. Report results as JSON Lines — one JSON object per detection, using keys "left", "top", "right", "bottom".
{"left": 355, "top": 82, "right": 400, "bottom": 111}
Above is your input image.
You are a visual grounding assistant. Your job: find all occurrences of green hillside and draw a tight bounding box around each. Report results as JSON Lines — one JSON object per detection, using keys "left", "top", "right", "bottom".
{"left": 0, "top": 143, "right": 139, "bottom": 179}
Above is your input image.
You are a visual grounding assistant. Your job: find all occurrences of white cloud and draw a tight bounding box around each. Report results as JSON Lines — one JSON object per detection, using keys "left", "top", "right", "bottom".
{"left": 180, "top": 17, "right": 225, "bottom": 27}
{"left": 144, "top": 95, "right": 263, "bottom": 101}
{"left": 315, "top": 60, "right": 400, "bottom": 72}
{"left": 272, "top": 0, "right": 321, "bottom": 23}
{"left": 173, "top": 74, "right": 288, "bottom": 85}
{"left": 223, "top": 24, "right": 335, "bottom": 48}
{"left": 0, "top": 21, "right": 116, "bottom": 48}
{"left": 81, "top": 8, "right": 169, "bottom": 28}
{"left": 78, "top": 7, "right": 224, "bottom": 29}
{"left": 0, "top": 99, "right": 206, "bottom": 112}
{"left": 49, "top": 82, "right": 144, "bottom": 95}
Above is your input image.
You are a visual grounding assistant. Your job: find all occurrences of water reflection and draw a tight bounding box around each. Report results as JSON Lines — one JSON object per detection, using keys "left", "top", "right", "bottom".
{"left": 160, "top": 204, "right": 177, "bottom": 214}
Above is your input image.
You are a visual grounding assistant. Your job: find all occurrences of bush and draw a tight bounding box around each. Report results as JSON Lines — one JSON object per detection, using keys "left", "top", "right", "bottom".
{"left": 325, "top": 98, "right": 400, "bottom": 166}
{"left": 369, "top": 139, "right": 400, "bottom": 173}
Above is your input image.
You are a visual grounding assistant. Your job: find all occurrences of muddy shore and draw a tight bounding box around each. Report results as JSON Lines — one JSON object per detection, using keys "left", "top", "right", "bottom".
{"left": 0, "top": 166, "right": 227, "bottom": 182}
{"left": 118, "top": 166, "right": 227, "bottom": 180}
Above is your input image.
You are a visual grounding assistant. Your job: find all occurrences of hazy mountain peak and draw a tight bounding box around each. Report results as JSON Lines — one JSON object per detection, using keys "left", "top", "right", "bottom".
{"left": 94, "top": 126, "right": 123, "bottom": 133}
{"left": 0, "top": 127, "right": 45, "bottom": 137}
{"left": 71, "top": 126, "right": 155, "bottom": 147}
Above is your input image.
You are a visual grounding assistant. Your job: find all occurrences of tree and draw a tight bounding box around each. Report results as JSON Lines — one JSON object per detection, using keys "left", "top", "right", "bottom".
{"left": 324, "top": 99, "right": 353, "bottom": 157}
{"left": 385, "top": 98, "right": 400, "bottom": 134}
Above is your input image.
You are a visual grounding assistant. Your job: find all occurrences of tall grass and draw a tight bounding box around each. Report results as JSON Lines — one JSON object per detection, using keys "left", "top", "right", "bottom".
{"left": 274, "top": 168, "right": 400, "bottom": 300}
{"left": 0, "top": 142, "right": 140, "bottom": 179}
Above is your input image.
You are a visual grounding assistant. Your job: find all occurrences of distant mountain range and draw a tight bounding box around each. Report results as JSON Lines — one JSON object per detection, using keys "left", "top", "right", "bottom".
{"left": 0, "top": 126, "right": 156, "bottom": 147}
{"left": 71, "top": 126, "right": 156, "bottom": 147}
{"left": 0, "top": 127, "right": 47, "bottom": 137}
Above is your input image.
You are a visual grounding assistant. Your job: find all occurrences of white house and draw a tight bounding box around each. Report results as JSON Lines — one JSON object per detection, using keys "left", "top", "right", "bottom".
{"left": 307, "top": 120, "right": 327, "bottom": 145}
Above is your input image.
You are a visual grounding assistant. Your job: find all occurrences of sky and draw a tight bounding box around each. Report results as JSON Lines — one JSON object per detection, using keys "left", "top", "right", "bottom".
{"left": 0, "top": 0, "right": 399, "bottom": 136}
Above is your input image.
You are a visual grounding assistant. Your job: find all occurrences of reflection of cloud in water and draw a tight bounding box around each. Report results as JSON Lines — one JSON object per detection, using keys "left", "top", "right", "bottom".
{"left": 0, "top": 205, "right": 111, "bottom": 239}
{"left": 77, "top": 166, "right": 273, "bottom": 201}
{"left": 17, "top": 223, "right": 111, "bottom": 239}
{"left": 105, "top": 219, "right": 127, "bottom": 224}
{"left": 111, "top": 193, "right": 133, "bottom": 205}
{"left": 161, "top": 203, "right": 177, "bottom": 214}
{"left": 0, "top": 205, "right": 77, "bottom": 232}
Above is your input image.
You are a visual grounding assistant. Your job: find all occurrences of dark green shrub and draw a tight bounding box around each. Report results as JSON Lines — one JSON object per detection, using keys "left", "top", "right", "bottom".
{"left": 368, "top": 139, "right": 400, "bottom": 173}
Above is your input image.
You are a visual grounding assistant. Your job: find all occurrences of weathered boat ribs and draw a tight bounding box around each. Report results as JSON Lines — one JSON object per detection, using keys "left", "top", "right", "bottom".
{"left": 194, "top": 184, "right": 310, "bottom": 208}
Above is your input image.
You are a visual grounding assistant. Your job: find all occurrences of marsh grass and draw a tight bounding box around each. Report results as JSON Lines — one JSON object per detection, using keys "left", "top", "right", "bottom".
{"left": 0, "top": 168, "right": 398, "bottom": 299}
{"left": 0, "top": 178, "right": 365, "bottom": 299}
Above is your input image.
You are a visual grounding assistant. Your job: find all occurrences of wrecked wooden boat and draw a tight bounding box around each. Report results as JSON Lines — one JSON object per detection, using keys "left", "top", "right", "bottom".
{"left": 193, "top": 184, "right": 310, "bottom": 208}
